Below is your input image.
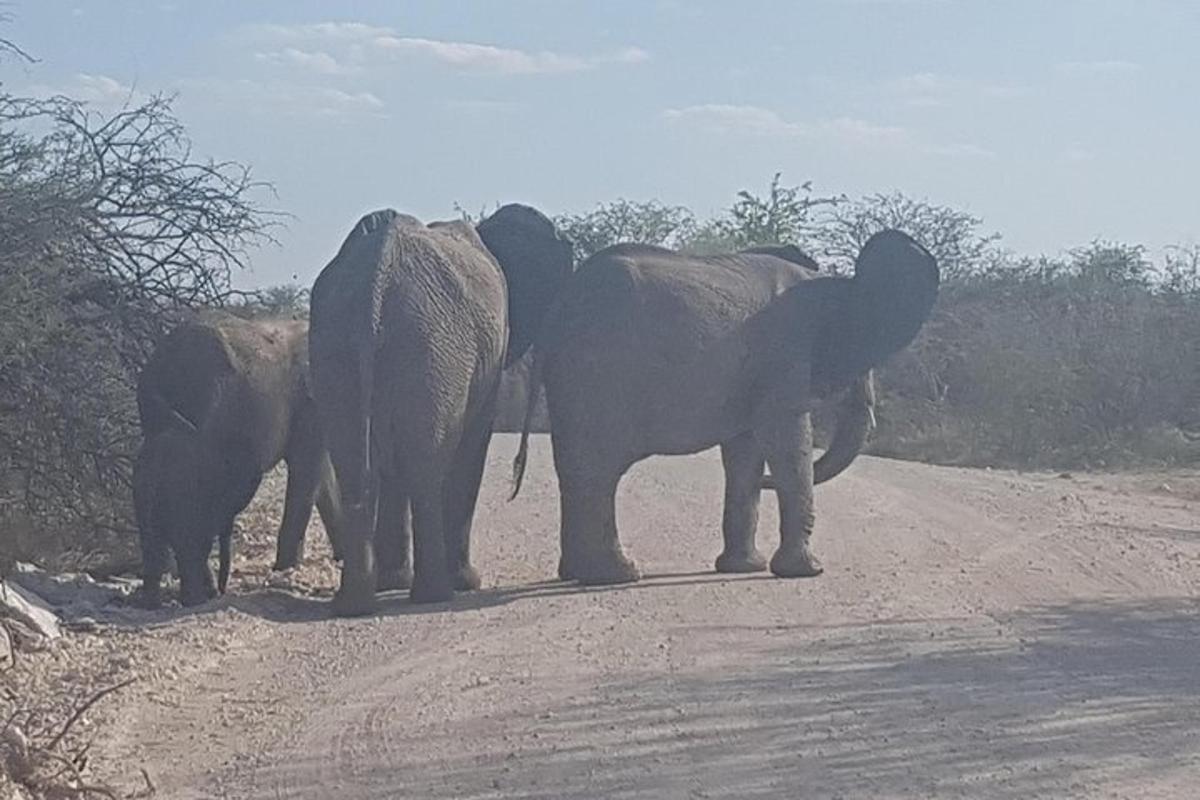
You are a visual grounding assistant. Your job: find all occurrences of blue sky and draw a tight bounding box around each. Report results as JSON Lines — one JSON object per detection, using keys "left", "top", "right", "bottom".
{"left": 4, "top": 0, "right": 1198, "bottom": 288}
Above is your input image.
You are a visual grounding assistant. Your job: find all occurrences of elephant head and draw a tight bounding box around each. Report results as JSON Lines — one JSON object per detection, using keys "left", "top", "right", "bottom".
{"left": 475, "top": 204, "right": 574, "bottom": 364}
{"left": 815, "top": 229, "right": 939, "bottom": 390}
{"left": 760, "top": 230, "right": 935, "bottom": 489}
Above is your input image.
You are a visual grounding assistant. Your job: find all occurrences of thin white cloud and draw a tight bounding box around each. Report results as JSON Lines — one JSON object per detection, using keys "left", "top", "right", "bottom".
{"left": 601, "top": 46, "right": 651, "bottom": 65}
{"left": 662, "top": 104, "right": 807, "bottom": 137}
{"left": 375, "top": 36, "right": 587, "bottom": 74}
{"left": 1063, "top": 146, "right": 1098, "bottom": 163}
{"left": 1056, "top": 60, "right": 1142, "bottom": 77}
{"left": 817, "top": 116, "right": 908, "bottom": 146}
{"left": 255, "top": 47, "right": 357, "bottom": 76}
{"left": 236, "top": 22, "right": 393, "bottom": 45}
{"left": 234, "top": 22, "right": 648, "bottom": 76}
{"left": 444, "top": 99, "right": 520, "bottom": 114}
{"left": 887, "top": 71, "right": 1028, "bottom": 107}
{"left": 925, "top": 142, "right": 997, "bottom": 159}
{"left": 663, "top": 103, "right": 991, "bottom": 158}
{"left": 178, "top": 78, "right": 385, "bottom": 118}
{"left": 26, "top": 73, "right": 144, "bottom": 108}
{"left": 662, "top": 105, "right": 907, "bottom": 146}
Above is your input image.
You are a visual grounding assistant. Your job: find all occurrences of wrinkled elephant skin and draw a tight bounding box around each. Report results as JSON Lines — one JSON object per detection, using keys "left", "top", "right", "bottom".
{"left": 512, "top": 231, "right": 939, "bottom": 584}
{"left": 134, "top": 314, "right": 344, "bottom": 607}
{"left": 309, "top": 205, "right": 572, "bottom": 615}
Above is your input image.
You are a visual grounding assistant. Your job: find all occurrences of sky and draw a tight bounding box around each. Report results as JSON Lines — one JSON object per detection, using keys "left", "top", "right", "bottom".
{"left": 3, "top": 0, "right": 1198, "bottom": 288}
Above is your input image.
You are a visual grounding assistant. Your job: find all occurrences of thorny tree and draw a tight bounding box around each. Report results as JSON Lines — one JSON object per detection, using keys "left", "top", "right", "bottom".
{"left": 0, "top": 90, "right": 278, "bottom": 571}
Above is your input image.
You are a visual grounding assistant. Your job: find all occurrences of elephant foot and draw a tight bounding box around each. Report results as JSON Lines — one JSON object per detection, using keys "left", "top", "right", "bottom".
{"left": 572, "top": 550, "right": 641, "bottom": 586}
{"left": 132, "top": 585, "right": 163, "bottom": 610}
{"left": 770, "top": 541, "right": 824, "bottom": 578}
{"left": 180, "top": 583, "right": 218, "bottom": 608}
{"left": 715, "top": 549, "right": 769, "bottom": 574}
{"left": 377, "top": 565, "right": 414, "bottom": 591}
{"left": 452, "top": 564, "right": 482, "bottom": 592}
{"left": 272, "top": 555, "right": 300, "bottom": 572}
{"left": 410, "top": 573, "right": 454, "bottom": 604}
{"left": 273, "top": 540, "right": 305, "bottom": 572}
{"left": 332, "top": 579, "right": 378, "bottom": 617}
{"left": 557, "top": 554, "right": 577, "bottom": 582}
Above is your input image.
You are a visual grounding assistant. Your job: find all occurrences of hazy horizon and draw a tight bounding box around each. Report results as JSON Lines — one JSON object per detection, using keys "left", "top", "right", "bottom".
{"left": 5, "top": 0, "right": 1198, "bottom": 288}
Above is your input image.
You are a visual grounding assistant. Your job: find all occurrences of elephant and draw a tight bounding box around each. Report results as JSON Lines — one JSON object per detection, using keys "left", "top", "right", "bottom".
{"left": 308, "top": 204, "right": 573, "bottom": 615}
{"left": 510, "top": 230, "right": 938, "bottom": 584}
{"left": 133, "top": 313, "right": 343, "bottom": 607}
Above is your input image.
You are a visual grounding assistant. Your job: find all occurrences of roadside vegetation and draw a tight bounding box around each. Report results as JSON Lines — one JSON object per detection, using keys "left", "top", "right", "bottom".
{"left": 3, "top": 57, "right": 1200, "bottom": 579}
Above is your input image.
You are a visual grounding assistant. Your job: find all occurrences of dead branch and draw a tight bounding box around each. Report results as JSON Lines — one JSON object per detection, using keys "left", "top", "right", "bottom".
{"left": 46, "top": 677, "right": 137, "bottom": 753}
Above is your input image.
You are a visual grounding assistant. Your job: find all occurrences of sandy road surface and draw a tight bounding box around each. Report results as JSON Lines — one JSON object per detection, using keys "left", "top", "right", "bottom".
{"left": 88, "top": 434, "right": 1200, "bottom": 799}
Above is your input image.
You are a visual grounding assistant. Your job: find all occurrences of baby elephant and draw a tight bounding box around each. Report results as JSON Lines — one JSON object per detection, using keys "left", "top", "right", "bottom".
{"left": 133, "top": 313, "right": 342, "bottom": 607}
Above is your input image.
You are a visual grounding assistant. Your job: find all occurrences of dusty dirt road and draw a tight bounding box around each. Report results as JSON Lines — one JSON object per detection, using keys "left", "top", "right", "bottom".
{"left": 84, "top": 434, "right": 1199, "bottom": 799}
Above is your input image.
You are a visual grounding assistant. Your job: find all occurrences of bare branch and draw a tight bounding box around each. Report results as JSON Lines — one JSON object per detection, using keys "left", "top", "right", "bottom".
{"left": 46, "top": 677, "right": 137, "bottom": 753}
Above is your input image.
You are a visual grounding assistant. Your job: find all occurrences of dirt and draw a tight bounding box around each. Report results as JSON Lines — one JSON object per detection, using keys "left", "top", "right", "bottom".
{"left": 16, "top": 434, "right": 1200, "bottom": 799}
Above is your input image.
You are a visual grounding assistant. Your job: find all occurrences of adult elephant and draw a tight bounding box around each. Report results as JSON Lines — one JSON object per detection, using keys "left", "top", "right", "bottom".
{"left": 511, "top": 231, "right": 938, "bottom": 584}
{"left": 309, "top": 205, "right": 573, "bottom": 615}
{"left": 134, "top": 314, "right": 342, "bottom": 607}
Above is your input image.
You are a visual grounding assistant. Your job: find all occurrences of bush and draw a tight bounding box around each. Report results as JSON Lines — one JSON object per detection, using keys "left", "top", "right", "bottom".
{"left": 0, "top": 91, "right": 276, "bottom": 572}
{"left": 519, "top": 178, "right": 1200, "bottom": 473}
{"left": 873, "top": 247, "right": 1200, "bottom": 470}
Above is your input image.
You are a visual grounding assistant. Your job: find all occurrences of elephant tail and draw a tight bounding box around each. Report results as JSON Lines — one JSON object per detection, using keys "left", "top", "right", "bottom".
{"left": 217, "top": 526, "right": 232, "bottom": 594}
{"left": 762, "top": 371, "right": 876, "bottom": 491}
{"left": 509, "top": 356, "right": 543, "bottom": 500}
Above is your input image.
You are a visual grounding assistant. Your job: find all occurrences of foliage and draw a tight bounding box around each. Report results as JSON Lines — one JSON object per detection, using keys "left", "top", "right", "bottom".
{"left": 554, "top": 199, "right": 696, "bottom": 265}
{"left": 517, "top": 174, "right": 1200, "bottom": 471}
{"left": 812, "top": 191, "right": 1001, "bottom": 279}
{"left": 229, "top": 283, "right": 311, "bottom": 320}
{"left": 1161, "top": 243, "right": 1200, "bottom": 295}
{"left": 872, "top": 244, "right": 1200, "bottom": 469}
{"left": 0, "top": 88, "right": 276, "bottom": 571}
{"left": 684, "top": 173, "right": 843, "bottom": 255}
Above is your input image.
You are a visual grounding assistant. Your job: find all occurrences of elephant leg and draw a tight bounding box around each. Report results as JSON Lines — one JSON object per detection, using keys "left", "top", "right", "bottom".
{"left": 314, "top": 453, "right": 346, "bottom": 561}
{"left": 759, "top": 413, "right": 823, "bottom": 578}
{"left": 442, "top": 419, "right": 492, "bottom": 592}
{"left": 217, "top": 511, "right": 238, "bottom": 594}
{"left": 375, "top": 482, "right": 413, "bottom": 591}
{"left": 138, "top": 537, "right": 168, "bottom": 609}
{"left": 321, "top": 360, "right": 379, "bottom": 617}
{"left": 218, "top": 469, "right": 261, "bottom": 594}
{"left": 332, "top": 496, "right": 378, "bottom": 616}
{"left": 176, "top": 526, "right": 219, "bottom": 607}
{"left": 715, "top": 432, "right": 768, "bottom": 573}
{"left": 274, "top": 449, "right": 322, "bottom": 571}
{"left": 133, "top": 474, "right": 167, "bottom": 609}
{"left": 410, "top": 488, "right": 453, "bottom": 604}
{"left": 558, "top": 472, "right": 639, "bottom": 585}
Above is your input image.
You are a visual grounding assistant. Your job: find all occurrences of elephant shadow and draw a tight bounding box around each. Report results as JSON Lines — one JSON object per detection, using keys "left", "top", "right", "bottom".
{"left": 102, "top": 568, "right": 774, "bottom": 627}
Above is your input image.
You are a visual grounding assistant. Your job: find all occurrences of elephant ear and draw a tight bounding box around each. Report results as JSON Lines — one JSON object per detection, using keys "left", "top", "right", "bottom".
{"left": 818, "top": 229, "right": 939, "bottom": 386}
{"left": 476, "top": 204, "right": 575, "bottom": 362}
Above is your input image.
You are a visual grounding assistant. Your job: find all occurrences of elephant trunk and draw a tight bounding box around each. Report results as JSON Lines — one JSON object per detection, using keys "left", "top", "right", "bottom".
{"left": 761, "top": 371, "right": 876, "bottom": 491}
{"left": 812, "top": 370, "right": 876, "bottom": 484}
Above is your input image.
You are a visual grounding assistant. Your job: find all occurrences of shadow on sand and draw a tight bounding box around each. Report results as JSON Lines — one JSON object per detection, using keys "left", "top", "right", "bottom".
{"left": 102, "top": 567, "right": 776, "bottom": 628}
{"left": 302, "top": 596, "right": 1200, "bottom": 799}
